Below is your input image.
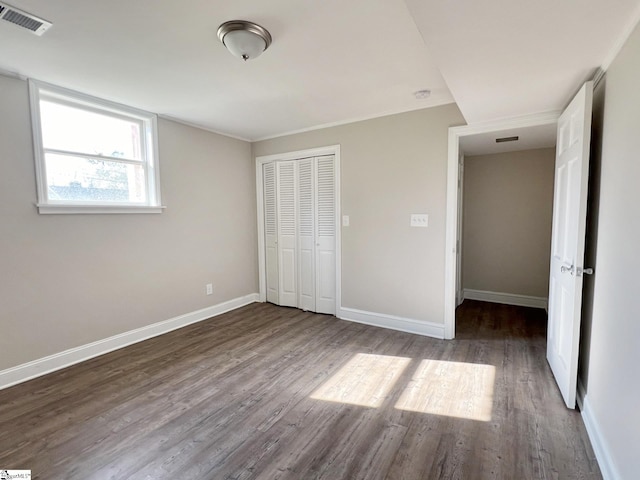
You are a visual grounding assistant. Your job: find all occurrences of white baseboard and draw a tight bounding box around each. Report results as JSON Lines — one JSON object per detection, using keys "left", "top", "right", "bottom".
{"left": 463, "top": 289, "right": 548, "bottom": 310}
{"left": 580, "top": 389, "right": 621, "bottom": 480}
{"left": 0, "top": 293, "right": 259, "bottom": 391}
{"left": 338, "top": 307, "right": 445, "bottom": 339}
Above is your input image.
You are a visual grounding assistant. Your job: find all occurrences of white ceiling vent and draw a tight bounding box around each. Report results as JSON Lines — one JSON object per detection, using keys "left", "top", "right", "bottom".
{"left": 0, "top": 2, "right": 52, "bottom": 36}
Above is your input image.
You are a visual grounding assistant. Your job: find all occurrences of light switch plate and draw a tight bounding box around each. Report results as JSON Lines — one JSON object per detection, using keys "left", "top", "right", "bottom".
{"left": 342, "top": 215, "right": 350, "bottom": 227}
{"left": 410, "top": 214, "right": 428, "bottom": 227}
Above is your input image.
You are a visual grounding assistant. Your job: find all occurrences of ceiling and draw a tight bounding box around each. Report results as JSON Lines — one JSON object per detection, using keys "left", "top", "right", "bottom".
{"left": 404, "top": 0, "right": 640, "bottom": 124}
{"left": 1, "top": 0, "right": 639, "bottom": 141}
{"left": 460, "top": 124, "right": 557, "bottom": 156}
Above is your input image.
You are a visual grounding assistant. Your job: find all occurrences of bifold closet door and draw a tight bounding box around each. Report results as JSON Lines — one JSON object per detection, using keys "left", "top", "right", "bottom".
{"left": 315, "top": 156, "right": 336, "bottom": 315}
{"left": 276, "top": 161, "right": 297, "bottom": 307}
{"left": 263, "top": 162, "right": 279, "bottom": 304}
{"left": 264, "top": 155, "right": 336, "bottom": 314}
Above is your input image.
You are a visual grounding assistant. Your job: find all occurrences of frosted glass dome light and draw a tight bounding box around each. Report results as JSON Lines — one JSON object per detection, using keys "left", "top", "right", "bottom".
{"left": 217, "top": 20, "right": 272, "bottom": 61}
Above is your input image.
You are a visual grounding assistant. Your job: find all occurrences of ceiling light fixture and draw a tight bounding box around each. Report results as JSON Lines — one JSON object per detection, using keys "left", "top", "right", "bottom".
{"left": 217, "top": 20, "right": 272, "bottom": 61}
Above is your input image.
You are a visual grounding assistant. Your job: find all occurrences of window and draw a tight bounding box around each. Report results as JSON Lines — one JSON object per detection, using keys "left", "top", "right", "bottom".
{"left": 29, "top": 80, "right": 163, "bottom": 214}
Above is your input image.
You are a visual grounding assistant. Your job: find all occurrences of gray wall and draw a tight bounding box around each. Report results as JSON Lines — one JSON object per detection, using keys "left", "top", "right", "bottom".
{"left": 0, "top": 75, "right": 258, "bottom": 371}
{"left": 578, "top": 21, "right": 640, "bottom": 478}
{"left": 253, "top": 105, "right": 465, "bottom": 323}
{"left": 462, "top": 149, "right": 555, "bottom": 298}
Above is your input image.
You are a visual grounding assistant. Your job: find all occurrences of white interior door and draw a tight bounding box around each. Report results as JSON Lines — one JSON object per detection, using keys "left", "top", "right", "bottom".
{"left": 277, "top": 161, "right": 297, "bottom": 307}
{"left": 547, "top": 81, "right": 593, "bottom": 409}
{"left": 297, "top": 158, "right": 316, "bottom": 311}
{"left": 263, "top": 163, "right": 279, "bottom": 304}
{"left": 315, "top": 155, "right": 336, "bottom": 315}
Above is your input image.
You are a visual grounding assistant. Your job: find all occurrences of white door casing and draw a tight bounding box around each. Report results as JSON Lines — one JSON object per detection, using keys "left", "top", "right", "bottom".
{"left": 546, "top": 81, "right": 593, "bottom": 409}
{"left": 456, "top": 154, "right": 465, "bottom": 306}
{"left": 263, "top": 162, "right": 279, "bottom": 304}
{"left": 445, "top": 113, "right": 562, "bottom": 340}
{"left": 276, "top": 161, "right": 298, "bottom": 307}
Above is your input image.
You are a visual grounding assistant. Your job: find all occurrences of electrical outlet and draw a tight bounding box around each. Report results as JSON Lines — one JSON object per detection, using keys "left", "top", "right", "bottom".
{"left": 206, "top": 283, "right": 213, "bottom": 295}
{"left": 410, "top": 214, "right": 429, "bottom": 227}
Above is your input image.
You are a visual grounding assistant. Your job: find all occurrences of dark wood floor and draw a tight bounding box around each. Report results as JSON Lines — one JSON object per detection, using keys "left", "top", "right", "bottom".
{"left": 0, "top": 301, "right": 600, "bottom": 479}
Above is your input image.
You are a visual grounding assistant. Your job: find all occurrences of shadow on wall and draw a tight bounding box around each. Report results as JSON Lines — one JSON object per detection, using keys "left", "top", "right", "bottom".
{"left": 578, "top": 77, "right": 606, "bottom": 395}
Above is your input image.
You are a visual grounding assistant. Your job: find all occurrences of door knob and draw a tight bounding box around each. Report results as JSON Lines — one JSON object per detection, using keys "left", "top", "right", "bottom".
{"left": 561, "top": 264, "right": 575, "bottom": 275}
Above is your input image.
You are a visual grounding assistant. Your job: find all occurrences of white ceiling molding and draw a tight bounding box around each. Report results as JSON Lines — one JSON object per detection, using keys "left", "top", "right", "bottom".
{"left": 158, "top": 114, "right": 252, "bottom": 143}
{"left": 600, "top": 3, "right": 640, "bottom": 71}
{"left": 0, "top": 66, "right": 26, "bottom": 80}
{"left": 252, "top": 97, "right": 456, "bottom": 142}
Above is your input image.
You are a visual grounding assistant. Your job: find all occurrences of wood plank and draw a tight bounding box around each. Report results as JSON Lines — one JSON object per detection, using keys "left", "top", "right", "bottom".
{"left": 0, "top": 301, "right": 602, "bottom": 479}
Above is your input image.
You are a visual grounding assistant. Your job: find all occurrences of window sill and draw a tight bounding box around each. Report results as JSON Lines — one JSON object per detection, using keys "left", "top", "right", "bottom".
{"left": 36, "top": 204, "right": 166, "bottom": 215}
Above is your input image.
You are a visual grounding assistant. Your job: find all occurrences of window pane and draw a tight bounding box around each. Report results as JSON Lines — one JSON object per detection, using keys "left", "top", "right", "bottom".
{"left": 40, "top": 100, "right": 143, "bottom": 160}
{"left": 45, "top": 154, "right": 147, "bottom": 203}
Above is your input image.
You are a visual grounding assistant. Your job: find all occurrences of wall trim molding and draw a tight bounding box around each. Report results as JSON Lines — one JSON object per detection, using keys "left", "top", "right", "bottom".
{"left": 338, "top": 307, "right": 445, "bottom": 339}
{"left": 463, "top": 289, "right": 548, "bottom": 310}
{"left": 0, "top": 293, "right": 259, "bottom": 391}
{"left": 579, "top": 382, "right": 621, "bottom": 480}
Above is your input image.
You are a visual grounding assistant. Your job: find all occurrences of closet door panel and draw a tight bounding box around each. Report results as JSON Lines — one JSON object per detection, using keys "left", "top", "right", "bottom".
{"left": 263, "top": 162, "right": 279, "bottom": 304}
{"left": 277, "top": 161, "right": 297, "bottom": 307}
{"left": 317, "top": 249, "right": 336, "bottom": 312}
{"left": 315, "top": 155, "right": 336, "bottom": 315}
{"left": 281, "top": 249, "right": 297, "bottom": 295}
{"left": 298, "top": 158, "right": 316, "bottom": 311}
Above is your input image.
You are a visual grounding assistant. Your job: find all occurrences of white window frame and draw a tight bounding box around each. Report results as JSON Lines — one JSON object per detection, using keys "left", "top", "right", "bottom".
{"left": 29, "top": 79, "right": 164, "bottom": 214}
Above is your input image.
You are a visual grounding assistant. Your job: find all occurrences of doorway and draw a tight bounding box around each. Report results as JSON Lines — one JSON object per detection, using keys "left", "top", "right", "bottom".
{"left": 444, "top": 114, "right": 560, "bottom": 339}
{"left": 445, "top": 81, "right": 595, "bottom": 410}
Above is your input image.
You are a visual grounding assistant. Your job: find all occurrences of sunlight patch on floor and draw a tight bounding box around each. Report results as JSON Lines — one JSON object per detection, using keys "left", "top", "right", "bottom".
{"left": 395, "top": 359, "right": 495, "bottom": 421}
{"left": 310, "top": 353, "right": 411, "bottom": 408}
